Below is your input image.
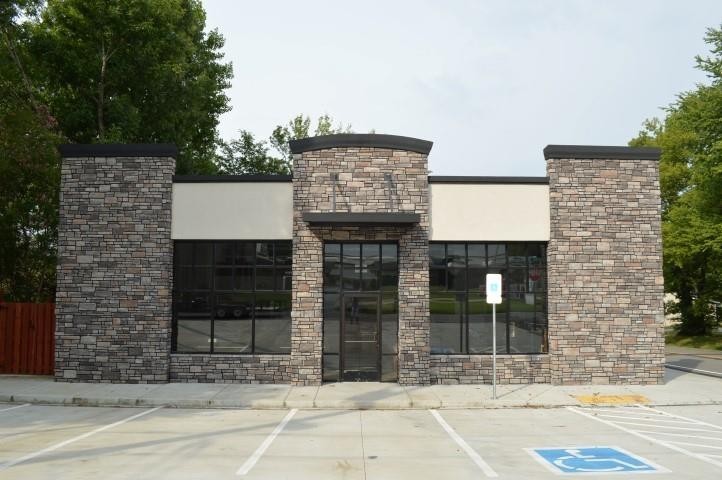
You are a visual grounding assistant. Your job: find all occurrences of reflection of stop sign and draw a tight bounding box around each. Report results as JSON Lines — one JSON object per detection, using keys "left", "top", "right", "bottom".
{"left": 530, "top": 269, "right": 541, "bottom": 281}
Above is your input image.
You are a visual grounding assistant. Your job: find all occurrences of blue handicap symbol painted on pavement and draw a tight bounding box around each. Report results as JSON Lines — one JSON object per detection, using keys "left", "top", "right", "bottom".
{"left": 531, "top": 447, "right": 659, "bottom": 474}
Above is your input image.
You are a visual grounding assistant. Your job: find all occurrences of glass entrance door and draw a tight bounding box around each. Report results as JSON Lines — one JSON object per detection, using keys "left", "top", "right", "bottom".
{"left": 323, "top": 242, "right": 398, "bottom": 382}
{"left": 342, "top": 294, "right": 380, "bottom": 381}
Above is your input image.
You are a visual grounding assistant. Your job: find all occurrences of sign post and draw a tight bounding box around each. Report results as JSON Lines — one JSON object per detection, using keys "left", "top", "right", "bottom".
{"left": 485, "top": 274, "right": 502, "bottom": 399}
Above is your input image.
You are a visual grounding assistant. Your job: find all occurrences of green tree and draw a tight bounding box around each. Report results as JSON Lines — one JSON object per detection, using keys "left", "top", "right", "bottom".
{"left": 0, "top": 107, "right": 62, "bottom": 302}
{"left": 269, "top": 114, "right": 351, "bottom": 165}
{"left": 630, "top": 26, "right": 722, "bottom": 335}
{"left": 1, "top": 0, "right": 232, "bottom": 300}
{"left": 218, "top": 114, "right": 352, "bottom": 174}
{"left": 0, "top": 1, "right": 62, "bottom": 301}
{"left": 29, "top": 0, "right": 232, "bottom": 174}
{"left": 216, "top": 131, "right": 289, "bottom": 175}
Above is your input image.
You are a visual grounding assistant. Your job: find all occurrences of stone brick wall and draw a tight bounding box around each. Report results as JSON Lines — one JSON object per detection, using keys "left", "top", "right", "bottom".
{"left": 430, "top": 354, "right": 550, "bottom": 384}
{"left": 170, "top": 354, "right": 291, "bottom": 383}
{"left": 291, "top": 145, "right": 430, "bottom": 386}
{"left": 53, "top": 141, "right": 663, "bottom": 387}
{"left": 55, "top": 151, "right": 174, "bottom": 383}
{"left": 546, "top": 152, "right": 665, "bottom": 385}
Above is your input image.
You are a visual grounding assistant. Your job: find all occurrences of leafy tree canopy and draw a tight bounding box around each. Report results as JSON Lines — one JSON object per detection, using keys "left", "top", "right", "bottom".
{"left": 29, "top": 0, "right": 232, "bottom": 174}
{"left": 0, "top": 104, "right": 61, "bottom": 302}
{"left": 217, "top": 114, "right": 352, "bottom": 175}
{"left": 1, "top": 1, "right": 61, "bottom": 301}
{"left": 216, "top": 131, "right": 289, "bottom": 175}
{"left": 630, "top": 26, "right": 722, "bottom": 334}
{"left": 0, "top": 0, "right": 231, "bottom": 301}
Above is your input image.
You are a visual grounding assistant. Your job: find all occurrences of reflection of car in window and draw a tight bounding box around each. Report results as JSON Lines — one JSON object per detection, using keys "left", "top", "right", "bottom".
{"left": 191, "top": 296, "right": 208, "bottom": 309}
{"left": 176, "top": 296, "right": 209, "bottom": 317}
{"left": 255, "top": 301, "right": 288, "bottom": 318}
{"left": 215, "top": 304, "right": 250, "bottom": 319}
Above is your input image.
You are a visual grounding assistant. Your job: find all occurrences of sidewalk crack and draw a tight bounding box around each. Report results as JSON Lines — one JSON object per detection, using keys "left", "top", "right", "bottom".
{"left": 359, "top": 410, "right": 367, "bottom": 480}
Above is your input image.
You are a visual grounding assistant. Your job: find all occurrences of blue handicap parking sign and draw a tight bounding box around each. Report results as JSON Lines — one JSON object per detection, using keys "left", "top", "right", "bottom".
{"left": 529, "top": 446, "right": 664, "bottom": 475}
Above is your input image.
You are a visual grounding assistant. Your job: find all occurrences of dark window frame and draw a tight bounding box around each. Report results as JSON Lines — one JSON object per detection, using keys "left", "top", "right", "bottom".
{"left": 430, "top": 241, "right": 548, "bottom": 355}
{"left": 172, "top": 240, "right": 292, "bottom": 355}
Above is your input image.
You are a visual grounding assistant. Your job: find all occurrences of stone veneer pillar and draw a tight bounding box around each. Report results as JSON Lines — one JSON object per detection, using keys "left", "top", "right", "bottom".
{"left": 545, "top": 145, "right": 665, "bottom": 385}
{"left": 289, "top": 134, "right": 431, "bottom": 386}
{"left": 55, "top": 144, "right": 175, "bottom": 383}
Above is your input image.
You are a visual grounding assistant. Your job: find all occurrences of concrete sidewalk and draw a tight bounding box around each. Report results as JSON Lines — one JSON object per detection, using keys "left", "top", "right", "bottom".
{"left": 1, "top": 368, "right": 719, "bottom": 410}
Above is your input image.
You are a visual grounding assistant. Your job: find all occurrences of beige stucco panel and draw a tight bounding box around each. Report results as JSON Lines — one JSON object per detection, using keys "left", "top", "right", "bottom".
{"left": 172, "top": 182, "right": 293, "bottom": 239}
{"left": 429, "top": 183, "right": 550, "bottom": 241}
{"left": 173, "top": 181, "right": 547, "bottom": 241}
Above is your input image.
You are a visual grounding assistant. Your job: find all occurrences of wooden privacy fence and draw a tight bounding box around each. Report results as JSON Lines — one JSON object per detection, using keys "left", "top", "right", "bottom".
{"left": 0, "top": 302, "right": 55, "bottom": 375}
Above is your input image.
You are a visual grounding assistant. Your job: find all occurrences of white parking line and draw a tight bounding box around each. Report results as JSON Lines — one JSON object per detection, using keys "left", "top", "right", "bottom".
{"left": 568, "top": 406, "right": 722, "bottom": 469}
{"left": 0, "top": 406, "right": 163, "bottom": 471}
{"left": 596, "top": 414, "right": 693, "bottom": 424}
{"left": 634, "top": 430, "right": 722, "bottom": 442}
{"left": 636, "top": 405, "right": 722, "bottom": 430}
{"left": 662, "top": 441, "right": 722, "bottom": 450}
{"left": 606, "top": 421, "right": 721, "bottom": 432}
{"left": 585, "top": 407, "right": 650, "bottom": 413}
{"left": 236, "top": 408, "right": 297, "bottom": 476}
{"left": 0, "top": 404, "right": 30, "bottom": 414}
{"left": 429, "top": 409, "right": 498, "bottom": 478}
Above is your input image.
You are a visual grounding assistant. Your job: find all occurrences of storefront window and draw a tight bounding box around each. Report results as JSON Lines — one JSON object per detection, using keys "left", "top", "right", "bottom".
{"left": 172, "top": 241, "right": 292, "bottom": 354}
{"left": 430, "top": 242, "right": 548, "bottom": 354}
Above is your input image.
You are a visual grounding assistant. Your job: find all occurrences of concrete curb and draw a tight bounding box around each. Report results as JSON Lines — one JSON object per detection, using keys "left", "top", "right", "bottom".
{"left": 2, "top": 393, "right": 722, "bottom": 410}
{"left": 665, "top": 363, "right": 722, "bottom": 379}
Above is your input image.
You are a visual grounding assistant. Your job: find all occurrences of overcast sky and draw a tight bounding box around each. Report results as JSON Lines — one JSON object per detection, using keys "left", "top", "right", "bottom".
{"left": 202, "top": 0, "right": 722, "bottom": 176}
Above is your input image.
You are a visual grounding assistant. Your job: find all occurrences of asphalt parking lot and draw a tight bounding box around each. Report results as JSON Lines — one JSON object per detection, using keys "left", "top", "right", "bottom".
{"left": 1, "top": 402, "right": 721, "bottom": 479}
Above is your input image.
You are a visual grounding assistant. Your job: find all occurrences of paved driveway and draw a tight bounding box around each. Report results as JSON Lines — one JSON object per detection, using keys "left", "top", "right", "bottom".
{"left": 1, "top": 403, "right": 721, "bottom": 479}
{"left": 665, "top": 346, "right": 722, "bottom": 378}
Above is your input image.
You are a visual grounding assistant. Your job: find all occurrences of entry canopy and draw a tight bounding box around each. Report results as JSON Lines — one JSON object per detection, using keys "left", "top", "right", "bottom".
{"left": 302, "top": 212, "right": 420, "bottom": 226}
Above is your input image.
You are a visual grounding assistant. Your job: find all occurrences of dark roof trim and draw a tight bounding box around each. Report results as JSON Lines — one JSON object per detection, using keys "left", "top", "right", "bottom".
{"left": 59, "top": 143, "right": 178, "bottom": 158}
{"left": 173, "top": 174, "right": 292, "bottom": 183}
{"left": 289, "top": 134, "right": 433, "bottom": 155}
{"left": 543, "top": 145, "right": 661, "bottom": 160}
{"left": 172, "top": 175, "right": 549, "bottom": 184}
{"left": 302, "top": 212, "right": 420, "bottom": 226}
{"left": 429, "top": 176, "right": 549, "bottom": 184}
